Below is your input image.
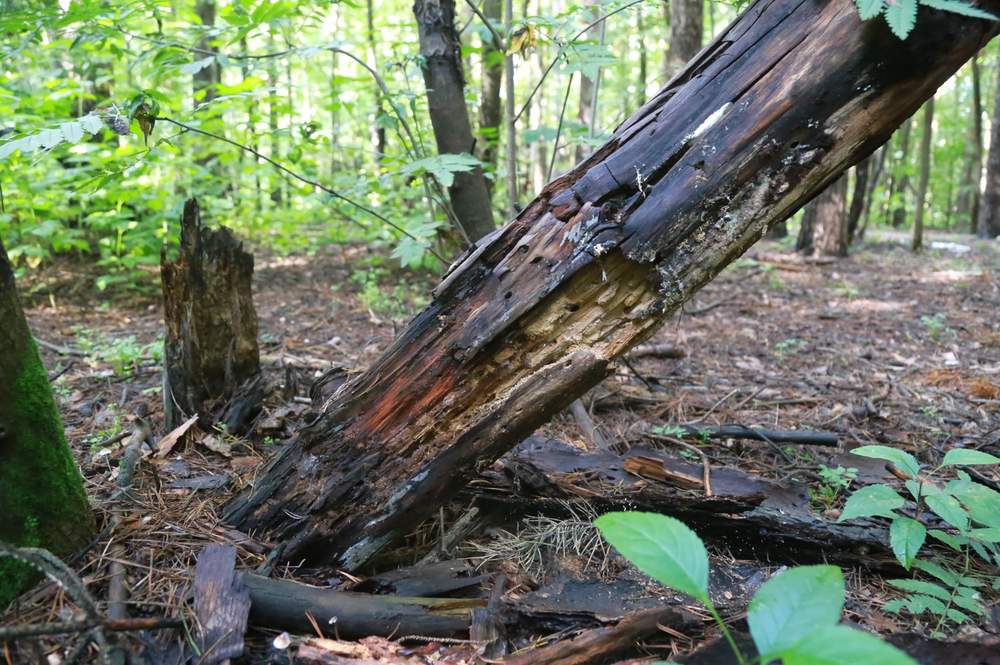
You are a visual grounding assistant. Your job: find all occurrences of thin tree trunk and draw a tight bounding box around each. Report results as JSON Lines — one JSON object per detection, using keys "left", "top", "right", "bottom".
{"left": 576, "top": 3, "right": 600, "bottom": 163}
{"left": 0, "top": 237, "right": 95, "bottom": 608}
{"left": 505, "top": 0, "right": 519, "bottom": 213}
{"left": 667, "top": 0, "right": 703, "bottom": 71}
{"left": 847, "top": 156, "right": 871, "bottom": 242}
{"left": 368, "top": 0, "right": 387, "bottom": 159}
{"left": 415, "top": 0, "right": 497, "bottom": 243}
{"left": 193, "top": 0, "right": 220, "bottom": 107}
{"left": 268, "top": 38, "right": 282, "bottom": 208}
{"left": 955, "top": 54, "right": 982, "bottom": 230}
{"left": 479, "top": 0, "right": 504, "bottom": 186}
{"left": 978, "top": 42, "right": 1000, "bottom": 239}
{"left": 891, "top": 117, "right": 913, "bottom": 227}
{"left": 224, "top": 0, "right": 999, "bottom": 572}
{"left": 637, "top": 10, "right": 648, "bottom": 108}
{"left": 913, "top": 97, "right": 934, "bottom": 252}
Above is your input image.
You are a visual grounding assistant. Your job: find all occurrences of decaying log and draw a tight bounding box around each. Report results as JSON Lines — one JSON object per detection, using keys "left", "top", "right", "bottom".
{"left": 161, "top": 198, "right": 262, "bottom": 432}
{"left": 655, "top": 425, "right": 839, "bottom": 447}
{"left": 223, "top": 0, "right": 999, "bottom": 570}
{"left": 351, "top": 560, "right": 490, "bottom": 597}
{"left": 242, "top": 574, "right": 484, "bottom": 638}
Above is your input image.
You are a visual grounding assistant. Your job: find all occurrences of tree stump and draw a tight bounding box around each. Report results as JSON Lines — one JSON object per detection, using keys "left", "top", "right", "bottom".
{"left": 161, "top": 199, "right": 262, "bottom": 433}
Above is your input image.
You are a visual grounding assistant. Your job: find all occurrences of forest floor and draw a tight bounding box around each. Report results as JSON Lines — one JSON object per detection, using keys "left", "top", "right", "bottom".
{"left": 5, "top": 232, "right": 1000, "bottom": 663}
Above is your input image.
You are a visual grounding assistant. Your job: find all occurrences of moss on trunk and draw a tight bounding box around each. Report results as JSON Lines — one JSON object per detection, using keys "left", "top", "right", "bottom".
{"left": 0, "top": 238, "right": 95, "bottom": 609}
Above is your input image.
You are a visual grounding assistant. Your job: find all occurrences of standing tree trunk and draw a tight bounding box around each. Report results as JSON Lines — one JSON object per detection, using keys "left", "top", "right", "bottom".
{"left": 161, "top": 199, "right": 262, "bottom": 433}
{"left": 223, "top": 0, "right": 999, "bottom": 572}
{"left": 193, "top": 0, "right": 221, "bottom": 107}
{"left": 478, "top": 0, "right": 504, "bottom": 187}
{"left": 955, "top": 53, "right": 983, "bottom": 231}
{"left": 367, "top": 0, "right": 387, "bottom": 159}
{"left": 913, "top": 97, "right": 934, "bottom": 251}
{"left": 978, "top": 43, "right": 1000, "bottom": 239}
{"left": 667, "top": 0, "right": 704, "bottom": 71}
{"left": 0, "top": 237, "right": 95, "bottom": 609}
{"left": 415, "top": 0, "right": 497, "bottom": 243}
{"left": 847, "top": 156, "right": 871, "bottom": 242}
{"left": 891, "top": 117, "right": 913, "bottom": 227}
{"left": 797, "top": 175, "right": 848, "bottom": 257}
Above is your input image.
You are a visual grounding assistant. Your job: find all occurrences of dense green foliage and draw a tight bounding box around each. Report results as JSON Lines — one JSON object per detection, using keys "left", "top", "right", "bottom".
{"left": 0, "top": 0, "right": 997, "bottom": 283}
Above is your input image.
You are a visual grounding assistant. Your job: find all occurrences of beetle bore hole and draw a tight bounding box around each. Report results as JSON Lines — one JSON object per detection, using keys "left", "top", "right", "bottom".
{"left": 504, "top": 291, "right": 512, "bottom": 300}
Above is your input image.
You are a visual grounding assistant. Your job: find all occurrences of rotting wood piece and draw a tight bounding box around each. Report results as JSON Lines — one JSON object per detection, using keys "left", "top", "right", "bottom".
{"left": 193, "top": 544, "right": 251, "bottom": 665}
{"left": 223, "top": 0, "right": 999, "bottom": 570}
{"left": 503, "top": 605, "right": 688, "bottom": 665}
{"left": 242, "top": 574, "right": 484, "bottom": 639}
{"left": 161, "top": 198, "right": 262, "bottom": 433}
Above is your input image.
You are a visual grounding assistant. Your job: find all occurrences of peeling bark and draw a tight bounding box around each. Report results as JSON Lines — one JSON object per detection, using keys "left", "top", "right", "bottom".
{"left": 224, "top": 0, "right": 999, "bottom": 570}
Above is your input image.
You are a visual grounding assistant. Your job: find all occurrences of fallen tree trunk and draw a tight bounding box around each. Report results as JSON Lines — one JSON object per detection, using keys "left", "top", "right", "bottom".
{"left": 224, "top": 0, "right": 999, "bottom": 569}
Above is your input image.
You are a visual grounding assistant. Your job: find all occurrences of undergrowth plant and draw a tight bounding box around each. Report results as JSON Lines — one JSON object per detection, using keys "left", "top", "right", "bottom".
{"left": 595, "top": 511, "right": 917, "bottom": 665}
{"left": 810, "top": 464, "right": 858, "bottom": 512}
{"left": 839, "top": 446, "right": 1000, "bottom": 636}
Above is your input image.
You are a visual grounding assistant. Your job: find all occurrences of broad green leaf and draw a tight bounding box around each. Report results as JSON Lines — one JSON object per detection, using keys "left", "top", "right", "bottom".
{"left": 180, "top": 56, "right": 216, "bottom": 75}
{"left": 919, "top": 0, "right": 996, "bottom": 20}
{"left": 595, "top": 512, "right": 709, "bottom": 603}
{"left": 890, "top": 517, "right": 926, "bottom": 569}
{"left": 749, "top": 566, "right": 844, "bottom": 663}
{"left": 884, "top": 0, "right": 918, "bottom": 38}
{"left": 850, "top": 446, "right": 919, "bottom": 479}
{"left": 942, "top": 449, "right": 1000, "bottom": 467}
{"left": 854, "top": 0, "right": 885, "bottom": 19}
{"left": 969, "top": 527, "right": 1000, "bottom": 543}
{"left": 953, "top": 482, "right": 1000, "bottom": 528}
{"left": 839, "top": 484, "right": 905, "bottom": 522}
{"left": 399, "top": 154, "right": 481, "bottom": 189}
{"left": 947, "top": 608, "right": 972, "bottom": 623}
{"left": 888, "top": 579, "right": 949, "bottom": 600}
{"left": 779, "top": 624, "right": 917, "bottom": 665}
{"left": 926, "top": 494, "right": 969, "bottom": 532}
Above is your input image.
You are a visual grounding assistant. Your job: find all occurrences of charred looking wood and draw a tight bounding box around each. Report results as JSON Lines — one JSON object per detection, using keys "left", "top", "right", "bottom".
{"left": 223, "top": 0, "right": 999, "bottom": 571}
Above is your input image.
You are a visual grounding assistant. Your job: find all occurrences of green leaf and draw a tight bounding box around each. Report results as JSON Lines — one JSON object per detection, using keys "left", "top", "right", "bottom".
{"left": 749, "top": 566, "right": 844, "bottom": 663}
{"left": 398, "top": 154, "right": 481, "bottom": 189}
{"left": 928, "top": 529, "right": 968, "bottom": 550}
{"left": 919, "top": 0, "right": 996, "bottom": 20}
{"left": 561, "top": 42, "right": 616, "bottom": 83}
{"left": 594, "top": 512, "right": 709, "bottom": 603}
{"left": 900, "top": 594, "right": 948, "bottom": 615}
{"left": 968, "top": 527, "right": 1000, "bottom": 543}
{"left": 79, "top": 114, "right": 105, "bottom": 134}
{"left": 839, "top": 484, "right": 905, "bottom": 521}
{"left": 884, "top": 0, "right": 918, "bottom": 38}
{"left": 855, "top": 0, "right": 886, "bottom": 18}
{"left": 953, "top": 482, "right": 1000, "bottom": 528}
{"left": 850, "top": 446, "right": 919, "bottom": 479}
{"left": 947, "top": 608, "right": 972, "bottom": 623}
{"left": 61, "top": 121, "right": 84, "bottom": 144}
{"left": 926, "top": 494, "right": 969, "bottom": 532}
{"left": 912, "top": 560, "right": 960, "bottom": 586}
{"left": 942, "top": 449, "right": 1000, "bottom": 467}
{"left": 888, "top": 579, "right": 950, "bottom": 600}
{"left": 890, "top": 517, "right": 926, "bottom": 569}
{"left": 779, "top": 625, "right": 917, "bottom": 665}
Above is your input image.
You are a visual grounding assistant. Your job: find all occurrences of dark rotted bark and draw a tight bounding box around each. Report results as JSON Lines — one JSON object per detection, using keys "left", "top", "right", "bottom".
{"left": 415, "top": 0, "right": 496, "bottom": 242}
{"left": 223, "top": 0, "right": 999, "bottom": 571}
{"left": 478, "top": 0, "right": 503, "bottom": 184}
{"left": 667, "top": 0, "right": 704, "bottom": 71}
{"left": 978, "top": 41, "right": 1000, "bottom": 239}
{"left": 846, "top": 155, "right": 871, "bottom": 241}
{"left": 0, "top": 237, "right": 94, "bottom": 609}
{"left": 161, "top": 199, "right": 262, "bottom": 433}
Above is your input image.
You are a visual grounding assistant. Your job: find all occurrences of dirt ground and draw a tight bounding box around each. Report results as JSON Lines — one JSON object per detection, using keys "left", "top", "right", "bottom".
{"left": 5, "top": 231, "right": 1000, "bottom": 661}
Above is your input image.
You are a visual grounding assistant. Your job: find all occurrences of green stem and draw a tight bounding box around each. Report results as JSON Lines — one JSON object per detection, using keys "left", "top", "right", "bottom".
{"left": 707, "top": 603, "right": 748, "bottom": 665}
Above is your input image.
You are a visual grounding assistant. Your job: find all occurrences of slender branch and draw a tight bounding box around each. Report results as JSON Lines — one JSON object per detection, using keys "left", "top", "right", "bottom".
{"left": 155, "top": 117, "right": 444, "bottom": 262}
{"left": 463, "top": 0, "right": 505, "bottom": 50}
{"left": 513, "top": 0, "right": 647, "bottom": 125}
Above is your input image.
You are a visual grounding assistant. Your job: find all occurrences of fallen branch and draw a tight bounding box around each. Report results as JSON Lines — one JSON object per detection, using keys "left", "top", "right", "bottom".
{"left": 242, "top": 574, "right": 485, "bottom": 639}
{"left": 654, "top": 426, "right": 838, "bottom": 447}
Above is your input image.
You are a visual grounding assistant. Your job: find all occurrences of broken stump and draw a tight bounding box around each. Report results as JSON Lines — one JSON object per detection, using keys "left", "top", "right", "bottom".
{"left": 161, "top": 198, "right": 262, "bottom": 433}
